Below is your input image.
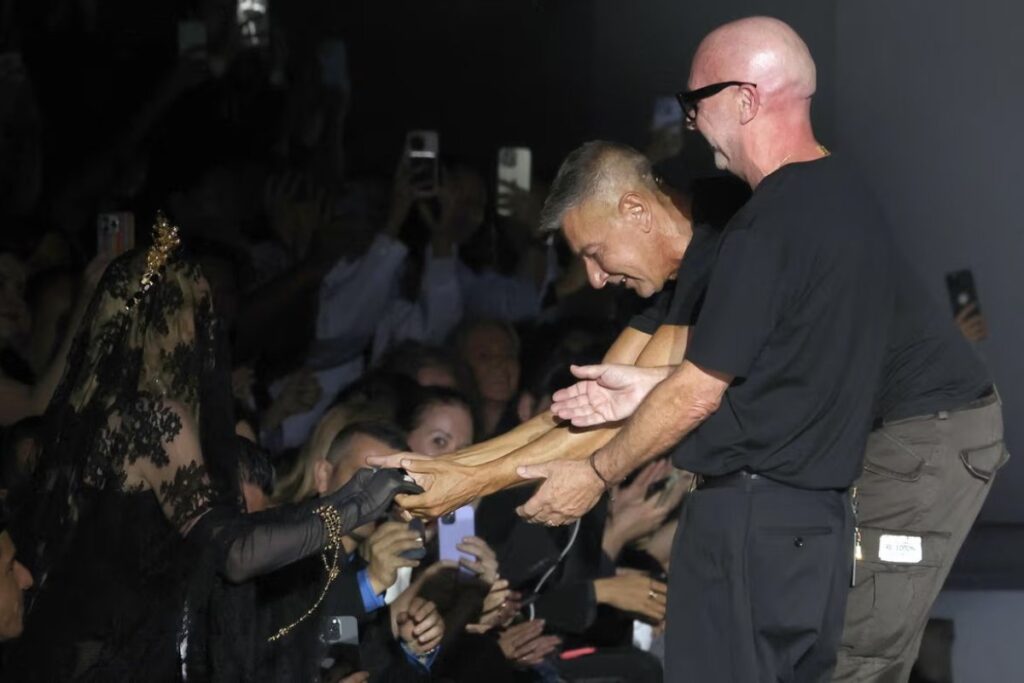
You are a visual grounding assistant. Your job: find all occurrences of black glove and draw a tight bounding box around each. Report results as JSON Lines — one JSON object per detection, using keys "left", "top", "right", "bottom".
{"left": 325, "top": 467, "right": 424, "bottom": 533}
{"left": 198, "top": 468, "right": 423, "bottom": 583}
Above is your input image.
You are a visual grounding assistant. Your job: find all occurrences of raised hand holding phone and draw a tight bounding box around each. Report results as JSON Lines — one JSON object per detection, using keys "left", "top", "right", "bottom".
{"left": 406, "top": 130, "right": 439, "bottom": 198}
{"left": 438, "top": 506, "right": 476, "bottom": 572}
{"left": 496, "top": 147, "right": 532, "bottom": 218}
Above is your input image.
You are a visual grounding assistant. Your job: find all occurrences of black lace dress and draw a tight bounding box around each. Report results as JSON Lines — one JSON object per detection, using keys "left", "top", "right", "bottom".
{"left": 5, "top": 241, "right": 314, "bottom": 681}
{"left": 16, "top": 488, "right": 193, "bottom": 681}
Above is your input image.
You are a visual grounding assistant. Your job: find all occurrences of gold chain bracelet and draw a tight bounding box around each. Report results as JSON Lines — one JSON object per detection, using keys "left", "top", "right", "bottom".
{"left": 267, "top": 505, "right": 345, "bottom": 642}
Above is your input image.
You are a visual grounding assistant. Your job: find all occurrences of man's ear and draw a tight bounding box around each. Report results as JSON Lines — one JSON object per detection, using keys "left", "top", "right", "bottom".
{"left": 619, "top": 192, "right": 652, "bottom": 233}
{"left": 738, "top": 84, "right": 759, "bottom": 125}
{"left": 314, "top": 460, "right": 333, "bottom": 495}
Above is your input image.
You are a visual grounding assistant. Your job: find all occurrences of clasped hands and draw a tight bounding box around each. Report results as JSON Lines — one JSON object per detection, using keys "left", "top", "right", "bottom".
{"left": 367, "top": 363, "right": 666, "bottom": 526}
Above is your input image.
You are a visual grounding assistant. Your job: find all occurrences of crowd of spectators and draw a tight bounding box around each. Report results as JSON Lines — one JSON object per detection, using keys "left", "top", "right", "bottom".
{"left": 0, "top": 2, "right": 694, "bottom": 681}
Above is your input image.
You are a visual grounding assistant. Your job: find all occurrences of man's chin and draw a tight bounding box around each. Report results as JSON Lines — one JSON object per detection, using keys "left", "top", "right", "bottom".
{"left": 631, "top": 281, "right": 657, "bottom": 298}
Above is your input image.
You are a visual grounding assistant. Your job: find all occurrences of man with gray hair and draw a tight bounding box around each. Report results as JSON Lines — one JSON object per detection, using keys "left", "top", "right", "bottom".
{"left": 512, "top": 16, "right": 895, "bottom": 681}
{"left": 368, "top": 140, "right": 704, "bottom": 519}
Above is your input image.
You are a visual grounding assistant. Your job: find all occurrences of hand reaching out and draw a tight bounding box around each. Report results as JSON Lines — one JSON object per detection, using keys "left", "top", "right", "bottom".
{"left": 594, "top": 573, "right": 667, "bottom": 624}
{"left": 365, "top": 453, "right": 489, "bottom": 519}
{"left": 550, "top": 364, "right": 670, "bottom": 427}
{"left": 604, "top": 481, "right": 686, "bottom": 558}
{"left": 610, "top": 459, "right": 673, "bottom": 516}
{"left": 456, "top": 535, "right": 499, "bottom": 584}
{"left": 498, "top": 619, "right": 561, "bottom": 668}
{"left": 516, "top": 459, "right": 605, "bottom": 527}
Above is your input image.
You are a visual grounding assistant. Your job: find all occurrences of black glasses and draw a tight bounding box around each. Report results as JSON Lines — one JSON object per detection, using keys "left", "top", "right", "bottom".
{"left": 676, "top": 81, "right": 757, "bottom": 129}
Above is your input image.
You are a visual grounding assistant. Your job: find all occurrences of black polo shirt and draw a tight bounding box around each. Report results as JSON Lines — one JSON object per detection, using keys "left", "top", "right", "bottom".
{"left": 672, "top": 156, "right": 893, "bottom": 490}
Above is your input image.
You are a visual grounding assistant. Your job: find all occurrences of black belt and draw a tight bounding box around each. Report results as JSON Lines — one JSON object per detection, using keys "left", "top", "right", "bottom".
{"left": 696, "top": 470, "right": 786, "bottom": 491}
{"left": 872, "top": 385, "right": 996, "bottom": 431}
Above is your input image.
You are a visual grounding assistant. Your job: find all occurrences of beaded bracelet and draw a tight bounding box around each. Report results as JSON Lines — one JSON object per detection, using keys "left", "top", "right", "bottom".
{"left": 267, "top": 505, "right": 344, "bottom": 642}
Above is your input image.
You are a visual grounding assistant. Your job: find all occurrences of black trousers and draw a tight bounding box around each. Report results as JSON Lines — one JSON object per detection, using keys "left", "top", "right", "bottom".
{"left": 665, "top": 477, "right": 853, "bottom": 683}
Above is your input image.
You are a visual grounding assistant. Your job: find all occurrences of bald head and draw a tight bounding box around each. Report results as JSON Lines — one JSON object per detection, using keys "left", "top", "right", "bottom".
{"left": 687, "top": 17, "right": 823, "bottom": 187}
{"left": 691, "top": 16, "right": 816, "bottom": 106}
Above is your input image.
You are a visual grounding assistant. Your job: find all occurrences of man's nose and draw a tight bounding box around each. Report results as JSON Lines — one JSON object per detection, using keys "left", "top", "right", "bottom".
{"left": 15, "top": 561, "right": 33, "bottom": 590}
{"left": 584, "top": 258, "right": 609, "bottom": 290}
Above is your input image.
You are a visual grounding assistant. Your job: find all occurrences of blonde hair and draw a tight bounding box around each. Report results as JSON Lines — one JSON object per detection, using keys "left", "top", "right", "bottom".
{"left": 272, "top": 401, "right": 384, "bottom": 504}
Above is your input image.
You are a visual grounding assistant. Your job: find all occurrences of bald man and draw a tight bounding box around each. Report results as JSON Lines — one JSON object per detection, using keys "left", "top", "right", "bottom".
{"left": 521, "top": 15, "right": 1003, "bottom": 683}
{"left": 501, "top": 16, "right": 894, "bottom": 681}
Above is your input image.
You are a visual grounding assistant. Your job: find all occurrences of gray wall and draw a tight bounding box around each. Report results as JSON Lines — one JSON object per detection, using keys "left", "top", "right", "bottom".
{"left": 932, "top": 590, "right": 1024, "bottom": 680}
{"left": 589, "top": 0, "right": 1022, "bottom": 522}
{"left": 834, "top": 0, "right": 1024, "bottom": 522}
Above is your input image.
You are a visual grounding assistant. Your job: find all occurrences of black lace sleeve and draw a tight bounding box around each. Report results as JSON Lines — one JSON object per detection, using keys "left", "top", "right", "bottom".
{"left": 188, "top": 467, "right": 424, "bottom": 584}
{"left": 129, "top": 398, "right": 421, "bottom": 586}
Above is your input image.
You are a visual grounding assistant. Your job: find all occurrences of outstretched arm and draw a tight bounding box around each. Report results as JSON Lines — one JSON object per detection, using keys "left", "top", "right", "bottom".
{"left": 137, "top": 400, "right": 419, "bottom": 583}
{"left": 517, "top": 360, "right": 730, "bottom": 526}
{"left": 382, "top": 324, "right": 689, "bottom": 518}
{"left": 443, "top": 325, "right": 657, "bottom": 466}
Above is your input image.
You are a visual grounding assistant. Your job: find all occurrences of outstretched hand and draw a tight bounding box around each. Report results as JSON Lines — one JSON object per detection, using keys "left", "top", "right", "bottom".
{"left": 515, "top": 458, "right": 605, "bottom": 527}
{"left": 365, "top": 453, "right": 489, "bottom": 519}
{"left": 326, "top": 468, "right": 424, "bottom": 531}
{"left": 550, "top": 364, "right": 668, "bottom": 427}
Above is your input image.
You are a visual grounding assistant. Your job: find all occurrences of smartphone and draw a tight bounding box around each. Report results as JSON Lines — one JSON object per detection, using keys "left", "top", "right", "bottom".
{"left": 401, "top": 519, "right": 427, "bottom": 561}
{"left": 323, "top": 615, "right": 361, "bottom": 673}
{"left": 324, "top": 615, "right": 359, "bottom": 645}
{"left": 438, "top": 505, "right": 475, "bottom": 571}
{"left": 237, "top": 0, "right": 269, "bottom": 49}
{"left": 633, "top": 619, "right": 654, "bottom": 651}
{"left": 945, "top": 269, "right": 982, "bottom": 317}
{"left": 96, "top": 212, "right": 136, "bottom": 258}
{"left": 405, "top": 130, "right": 439, "bottom": 198}
{"left": 496, "top": 147, "right": 532, "bottom": 217}
{"left": 177, "top": 20, "right": 207, "bottom": 59}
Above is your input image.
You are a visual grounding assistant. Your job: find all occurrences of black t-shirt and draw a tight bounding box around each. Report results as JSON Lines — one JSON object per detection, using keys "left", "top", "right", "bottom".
{"left": 629, "top": 224, "right": 720, "bottom": 335}
{"left": 877, "top": 253, "right": 990, "bottom": 420}
{"left": 631, "top": 199, "right": 991, "bottom": 429}
{"left": 676, "top": 156, "right": 893, "bottom": 489}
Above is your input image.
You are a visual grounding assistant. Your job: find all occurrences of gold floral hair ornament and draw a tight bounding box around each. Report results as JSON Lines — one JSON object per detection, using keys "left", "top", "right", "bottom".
{"left": 124, "top": 212, "right": 182, "bottom": 312}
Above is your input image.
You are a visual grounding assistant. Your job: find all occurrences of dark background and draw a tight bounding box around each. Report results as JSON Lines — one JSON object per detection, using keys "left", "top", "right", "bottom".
{"left": 10, "top": 0, "right": 1021, "bottom": 582}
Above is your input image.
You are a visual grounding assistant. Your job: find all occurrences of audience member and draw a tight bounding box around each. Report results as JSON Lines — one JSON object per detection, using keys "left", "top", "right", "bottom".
{"left": 398, "top": 386, "right": 476, "bottom": 458}
{"left": 0, "top": 249, "right": 108, "bottom": 427}
{"left": 454, "top": 319, "right": 522, "bottom": 437}
{"left": 0, "top": 416, "right": 41, "bottom": 497}
{"left": 377, "top": 340, "right": 476, "bottom": 396}
{"left": 0, "top": 504, "right": 34, "bottom": 642}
